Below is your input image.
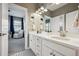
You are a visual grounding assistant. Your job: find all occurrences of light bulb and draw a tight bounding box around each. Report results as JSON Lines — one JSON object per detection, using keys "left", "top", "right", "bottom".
{"left": 44, "top": 9, "right": 48, "bottom": 12}
{"left": 36, "top": 11, "right": 38, "bottom": 13}
{"left": 39, "top": 12, "right": 42, "bottom": 15}
{"left": 40, "top": 6, "right": 44, "bottom": 10}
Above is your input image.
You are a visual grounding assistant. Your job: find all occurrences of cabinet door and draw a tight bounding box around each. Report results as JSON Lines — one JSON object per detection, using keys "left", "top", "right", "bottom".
{"left": 29, "top": 34, "right": 36, "bottom": 53}
{"left": 29, "top": 34, "right": 33, "bottom": 49}
{"left": 42, "top": 45, "right": 53, "bottom": 56}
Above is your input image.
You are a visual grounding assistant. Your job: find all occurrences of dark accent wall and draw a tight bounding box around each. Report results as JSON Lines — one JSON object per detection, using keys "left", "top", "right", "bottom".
{"left": 51, "top": 3, "right": 79, "bottom": 17}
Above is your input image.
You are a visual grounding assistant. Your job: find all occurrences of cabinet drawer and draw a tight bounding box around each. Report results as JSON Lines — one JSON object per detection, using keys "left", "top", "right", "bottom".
{"left": 42, "top": 39, "right": 76, "bottom": 56}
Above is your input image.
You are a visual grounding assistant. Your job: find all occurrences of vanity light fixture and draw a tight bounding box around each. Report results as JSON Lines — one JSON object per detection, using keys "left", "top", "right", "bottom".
{"left": 35, "top": 6, "right": 48, "bottom": 15}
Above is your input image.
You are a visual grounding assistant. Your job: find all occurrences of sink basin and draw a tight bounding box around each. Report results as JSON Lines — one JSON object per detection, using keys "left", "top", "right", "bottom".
{"left": 51, "top": 36, "right": 70, "bottom": 41}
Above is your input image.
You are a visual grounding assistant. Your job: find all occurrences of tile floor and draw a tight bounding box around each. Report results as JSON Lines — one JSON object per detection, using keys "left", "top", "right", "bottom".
{"left": 8, "top": 38, "right": 35, "bottom": 56}
{"left": 10, "top": 49, "right": 35, "bottom": 56}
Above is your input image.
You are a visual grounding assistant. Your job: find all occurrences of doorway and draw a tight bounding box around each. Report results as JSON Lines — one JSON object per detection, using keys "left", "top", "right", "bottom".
{"left": 8, "top": 16, "right": 25, "bottom": 55}
{"left": 8, "top": 4, "right": 26, "bottom": 56}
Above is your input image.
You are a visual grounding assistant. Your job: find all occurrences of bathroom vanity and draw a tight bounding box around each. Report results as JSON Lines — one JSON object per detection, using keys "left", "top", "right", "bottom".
{"left": 29, "top": 7, "right": 79, "bottom": 56}
{"left": 29, "top": 32, "right": 79, "bottom": 56}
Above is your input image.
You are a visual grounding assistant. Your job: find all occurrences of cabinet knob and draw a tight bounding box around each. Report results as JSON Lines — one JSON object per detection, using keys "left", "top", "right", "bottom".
{"left": 53, "top": 54, "right": 55, "bottom": 56}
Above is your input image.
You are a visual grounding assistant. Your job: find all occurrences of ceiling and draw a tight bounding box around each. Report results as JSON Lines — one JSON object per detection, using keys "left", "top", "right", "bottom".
{"left": 46, "top": 3, "right": 67, "bottom": 11}
{"left": 16, "top": 3, "right": 67, "bottom": 12}
{"left": 36, "top": 3, "right": 67, "bottom": 11}
{"left": 16, "top": 3, "right": 39, "bottom": 11}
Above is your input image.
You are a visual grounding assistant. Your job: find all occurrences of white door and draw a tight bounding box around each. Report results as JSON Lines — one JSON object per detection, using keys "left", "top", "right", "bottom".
{"left": 29, "top": 34, "right": 36, "bottom": 53}
{"left": 0, "top": 3, "right": 8, "bottom": 56}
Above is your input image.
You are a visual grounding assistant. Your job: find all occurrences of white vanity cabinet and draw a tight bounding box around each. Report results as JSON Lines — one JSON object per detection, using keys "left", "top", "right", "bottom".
{"left": 42, "top": 39, "right": 63, "bottom": 56}
{"left": 29, "top": 33, "right": 78, "bottom": 56}
{"left": 29, "top": 34, "right": 42, "bottom": 56}
{"left": 42, "top": 39, "right": 76, "bottom": 56}
{"left": 42, "top": 44, "right": 63, "bottom": 56}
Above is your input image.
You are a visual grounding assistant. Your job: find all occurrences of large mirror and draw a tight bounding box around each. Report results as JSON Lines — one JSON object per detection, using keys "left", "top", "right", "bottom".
{"left": 44, "top": 10, "right": 79, "bottom": 34}
{"left": 44, "top": 15, "right": 52, "bottom": 32}
{"left": 44, "top": 15, "right": 64, "bottom": 33}
{"left": 66, "top": 10, "right": 79, "bottom": 33}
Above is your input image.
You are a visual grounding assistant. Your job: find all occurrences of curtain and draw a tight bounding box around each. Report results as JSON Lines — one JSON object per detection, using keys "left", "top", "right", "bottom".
{"left": 10, "top": 16, "right": 14, "bottom": 38}
{"left": 21, "top": 18, "right": 24, "bottom": 37}
{"left": 21, "top": 18, "right": 24, "bottom": 30}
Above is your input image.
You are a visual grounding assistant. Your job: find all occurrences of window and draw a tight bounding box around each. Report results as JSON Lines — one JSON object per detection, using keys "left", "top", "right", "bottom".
{"left": 13, "top": 17, "right": 22, "bottom": 32}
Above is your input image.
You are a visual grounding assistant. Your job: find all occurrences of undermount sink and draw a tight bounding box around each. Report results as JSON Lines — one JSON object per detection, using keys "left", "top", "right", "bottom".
{"left": 51, "top": 36, "right": 70, "bottom": 41}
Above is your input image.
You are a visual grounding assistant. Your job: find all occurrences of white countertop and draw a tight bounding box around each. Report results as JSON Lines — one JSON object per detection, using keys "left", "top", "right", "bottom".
{"left": 29, "top": 31, "right": 79, "bottom": 49}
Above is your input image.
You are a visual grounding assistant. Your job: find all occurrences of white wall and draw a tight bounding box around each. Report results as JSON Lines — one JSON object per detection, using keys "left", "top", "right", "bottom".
{"left": 8, "top": 4, "right": 25, "bottom": 18}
